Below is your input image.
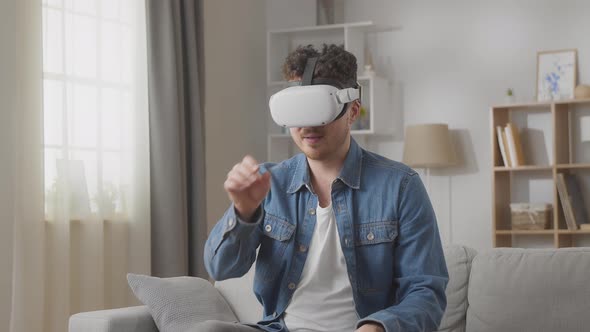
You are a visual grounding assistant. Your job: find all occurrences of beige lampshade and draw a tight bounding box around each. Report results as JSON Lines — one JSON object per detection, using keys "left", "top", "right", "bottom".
{"left": 403, "top": 123, "right": 457, "bottom": 168}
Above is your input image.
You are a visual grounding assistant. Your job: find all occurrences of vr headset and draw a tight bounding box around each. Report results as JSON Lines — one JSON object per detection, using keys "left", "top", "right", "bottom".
{"left": 269, "top": 57, "right": 361, "bottom": 128}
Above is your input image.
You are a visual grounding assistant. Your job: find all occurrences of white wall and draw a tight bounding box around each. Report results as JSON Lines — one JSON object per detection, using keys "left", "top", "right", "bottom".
{"left": 0, "top": 0, "right": 16, "bottom": 329}
{"left": 342, "top": 0, "right": 590, "bottom": 251}
{"left": 266, "top": 0, "right": 590, "bottom": 251}
{"left": 203, "top": 0, "right": 268, "bottom": 231}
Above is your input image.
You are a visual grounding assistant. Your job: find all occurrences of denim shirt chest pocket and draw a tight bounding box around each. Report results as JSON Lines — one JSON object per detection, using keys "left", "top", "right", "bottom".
{"left": 354, "top": 220, "right": 398, "bottom": 293}
{"left": 255, "top": 212, "right": 295, "bottom": 282}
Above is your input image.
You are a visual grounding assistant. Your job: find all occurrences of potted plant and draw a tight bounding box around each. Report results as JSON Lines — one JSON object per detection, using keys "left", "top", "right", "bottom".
{"left": 353, "top": 106, "right": 370, "bottom": 131}
{"left": 45, "top": 179, "right": 59, "bottom": 220}
{"left": 93, "top": 182, "right": 119, "bottom": 218}
{"left": 505, "top": 88, "right": 515, "bottom": 104}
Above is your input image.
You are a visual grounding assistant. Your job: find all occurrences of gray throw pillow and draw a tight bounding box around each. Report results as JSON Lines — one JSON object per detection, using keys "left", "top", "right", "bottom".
{"left": 127, "top": 273, "right": 238, "bottom": 332}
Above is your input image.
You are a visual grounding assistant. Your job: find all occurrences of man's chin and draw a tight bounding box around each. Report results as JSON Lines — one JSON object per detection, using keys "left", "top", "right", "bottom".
{"left": 302, "top": 147, "right": 327, "bottom": 161}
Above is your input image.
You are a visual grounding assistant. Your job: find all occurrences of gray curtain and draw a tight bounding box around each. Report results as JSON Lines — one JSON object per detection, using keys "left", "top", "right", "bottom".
{"left": 145, "top": 0, "right": 207, "bottom": 277}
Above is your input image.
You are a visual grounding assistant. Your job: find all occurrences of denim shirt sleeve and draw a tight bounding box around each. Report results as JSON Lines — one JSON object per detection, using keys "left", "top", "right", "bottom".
{"left": 356, "top": 173, "right": 449, "bottom": 332}
{"left": 204, "top": 204, "right": 264, "bottom": 281}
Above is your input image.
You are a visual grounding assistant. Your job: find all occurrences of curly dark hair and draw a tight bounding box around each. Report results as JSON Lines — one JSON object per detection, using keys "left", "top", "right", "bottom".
{"left": 281, "top": 44, "right": 357, "bottom": 88}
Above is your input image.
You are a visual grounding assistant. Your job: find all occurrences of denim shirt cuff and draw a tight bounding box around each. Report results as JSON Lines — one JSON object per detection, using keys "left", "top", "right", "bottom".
{"left": 356, "top": 316, "right": 396, "bottom": 332}
{"left": 225, "top": 205, "right": 263, "bottom": 239}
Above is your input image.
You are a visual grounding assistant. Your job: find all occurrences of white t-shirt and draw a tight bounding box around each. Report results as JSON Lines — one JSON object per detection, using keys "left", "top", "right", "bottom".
{"left": 283, "top": 203, "right": 358, "bottom": 332}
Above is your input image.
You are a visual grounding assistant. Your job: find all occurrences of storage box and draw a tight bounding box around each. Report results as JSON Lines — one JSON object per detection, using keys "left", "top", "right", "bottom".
{"left": 510, "top": 203, "right": 552, "bottom": 230}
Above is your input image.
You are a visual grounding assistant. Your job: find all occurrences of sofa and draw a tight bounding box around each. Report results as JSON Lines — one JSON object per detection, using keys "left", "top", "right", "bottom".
{"left": 69, "top": 245, "right": 590, "bottom": 332}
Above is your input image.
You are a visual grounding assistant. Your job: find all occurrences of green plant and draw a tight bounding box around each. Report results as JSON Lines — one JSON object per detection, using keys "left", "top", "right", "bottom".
{"left": 506, "top": 88, "right": 514, "bottom": 96}
{"left": 359, "top": 106, "right": 367, "bottom": 117}
{"left": 93, "top": 182, "right": 119, "bottom": 214}
{"left": 45, "top": 178, "right": 59, "bottom": 218}
{"left": 45, "top": 178, "right": 58, "bottom": 200}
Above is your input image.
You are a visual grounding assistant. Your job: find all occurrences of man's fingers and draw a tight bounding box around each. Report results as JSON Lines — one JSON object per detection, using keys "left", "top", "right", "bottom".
{"left": 242, "top": 155, "right": 259, "bottom": 172}
{"left": 226, "top": 168, "right": 266, "bottom": 191}
{"left": 224, "top": 178, "right": 240, "bottom": 192}
{"left": 232, "top": 165, "right": 258, "bottom": 183}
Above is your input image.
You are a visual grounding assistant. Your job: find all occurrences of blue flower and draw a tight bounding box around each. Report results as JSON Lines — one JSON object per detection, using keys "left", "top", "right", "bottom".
{"left": 545, "top": 72, "right": 560, "bottom": 94}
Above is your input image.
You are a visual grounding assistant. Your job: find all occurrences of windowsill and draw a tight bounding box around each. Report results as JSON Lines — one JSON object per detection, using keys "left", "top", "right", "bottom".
{"left": 44, "top": 212, "right": 129, "bottom": 223}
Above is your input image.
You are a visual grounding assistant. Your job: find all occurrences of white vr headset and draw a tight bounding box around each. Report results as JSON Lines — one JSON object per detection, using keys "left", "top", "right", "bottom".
{"left": 269, "top": 57, "right": 361, "bottom": 128}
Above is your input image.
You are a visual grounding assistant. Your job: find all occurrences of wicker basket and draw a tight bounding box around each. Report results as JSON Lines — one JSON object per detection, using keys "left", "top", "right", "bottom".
{"left": 510, "top": 203, "right": 552, "bottom": 230}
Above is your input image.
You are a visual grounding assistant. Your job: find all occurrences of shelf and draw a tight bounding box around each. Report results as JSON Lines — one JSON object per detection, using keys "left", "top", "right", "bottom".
{"left": 496, "top": 230, "right": 554, "bottom": 235}
{"left": 494, "top": 164, "right": 590, "bottom": 171}
{"left": 554, "top": 98, "right": 590, "bottom": 105}
{"left": 556, "top": 164, "right": 590, "bottom": 170}
{"left": 557, "top": 229, "right": 590, "bottom": 234}
{"left": 268, "top": 21, "right": 397, "bottom": 34}
{"left": 492, "top": 96, "right": 590, "bottom": 248}
{"left": 494, "top": 165, "right": 553, "bottom": 172}
{"left": 492, "top": 97, "right": 590, "bottom": 109}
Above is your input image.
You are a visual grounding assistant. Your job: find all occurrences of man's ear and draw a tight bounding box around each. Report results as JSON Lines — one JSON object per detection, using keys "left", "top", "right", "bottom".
{"left": 348, "top": 101, "right": 361, "bottom": 125}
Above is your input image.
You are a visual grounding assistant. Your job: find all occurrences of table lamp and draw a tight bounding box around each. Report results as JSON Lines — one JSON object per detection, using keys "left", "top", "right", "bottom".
{"left": 402, "top": 123, "right": 457, "bottom": 193}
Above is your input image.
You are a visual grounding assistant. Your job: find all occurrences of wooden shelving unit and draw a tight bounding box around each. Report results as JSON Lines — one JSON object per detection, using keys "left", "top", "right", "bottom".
{"left": 491, "top": 98, "right": 590, "bottom": 248}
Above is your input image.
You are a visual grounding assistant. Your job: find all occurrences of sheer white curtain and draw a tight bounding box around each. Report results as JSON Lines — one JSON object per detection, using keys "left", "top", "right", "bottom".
{"left": 10, "top": 0, "right": 150, "bottom": 331}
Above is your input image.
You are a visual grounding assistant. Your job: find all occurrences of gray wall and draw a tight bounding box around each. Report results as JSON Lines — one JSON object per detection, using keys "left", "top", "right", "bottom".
{"left": 343, "top": 0, "right": 590, "bottom": 250}
{"left": 203, "top": 0, "right": 267, "bottom": 231}
{"left": 0, "top": 0, "right": 16, "bottom": 329}
{"left": 265, "top": 0, "right": 590, "bottom": 251}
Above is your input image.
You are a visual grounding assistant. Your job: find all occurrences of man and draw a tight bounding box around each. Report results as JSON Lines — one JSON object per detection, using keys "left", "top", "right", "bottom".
{"left": 203, "top": 44, "right": 448, "bottom": 332}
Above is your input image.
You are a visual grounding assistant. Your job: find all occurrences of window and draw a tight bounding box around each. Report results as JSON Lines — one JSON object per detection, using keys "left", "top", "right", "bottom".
{"left": 42, "top": 0, "right": 145, "bottom": 219}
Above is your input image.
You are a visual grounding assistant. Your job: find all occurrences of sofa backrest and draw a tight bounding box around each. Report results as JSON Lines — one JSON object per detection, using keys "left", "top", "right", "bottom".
{"left": 466, "top": 247, "right": 590, "bottom": 332}
{"left": 214, "top": 264, "right": 261, "bottom": 323}
{"left": 215, "top": 244, "right": 475, "bottom": 328}
{"left": 437, "top": 245, "right": 477, "bottom": 332}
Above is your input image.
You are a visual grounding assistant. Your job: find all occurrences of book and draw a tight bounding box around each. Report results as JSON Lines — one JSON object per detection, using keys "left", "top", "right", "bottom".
{"left": 504, "top": 125, "right": 519, "bottom": 166}
{"left": 563, "top": 174, "right": 589, "bottom": 226}
{"left": 556, "top": 173, "right": 578, "bottom": 230}
{"left": 506, "top": 123, "right": 526, "bottom": 166}
{"left": 496, "top": 126, "right": 510, "bottom": 167}
{"left": 502, "top": 130, "right": 512, "bottom": 167}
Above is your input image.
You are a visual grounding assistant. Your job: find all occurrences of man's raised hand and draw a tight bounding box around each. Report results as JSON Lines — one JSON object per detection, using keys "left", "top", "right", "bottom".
{"left": 223, "top": 155, "right": 271, "bottom": 221}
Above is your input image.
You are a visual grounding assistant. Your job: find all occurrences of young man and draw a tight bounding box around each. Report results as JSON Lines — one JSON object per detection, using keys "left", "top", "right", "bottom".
{"left": 203, "top": 45, "right": 448, "bottom": 332}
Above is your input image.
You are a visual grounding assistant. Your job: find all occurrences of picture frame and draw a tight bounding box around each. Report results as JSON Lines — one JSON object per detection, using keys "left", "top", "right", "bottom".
{"left": 536, "top": 49, "right": 578, "bottom": 101}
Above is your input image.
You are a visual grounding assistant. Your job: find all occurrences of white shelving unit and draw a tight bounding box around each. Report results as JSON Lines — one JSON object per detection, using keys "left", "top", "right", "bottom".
{"left": 266, "top": 21, "right": 395, "bottom": 162}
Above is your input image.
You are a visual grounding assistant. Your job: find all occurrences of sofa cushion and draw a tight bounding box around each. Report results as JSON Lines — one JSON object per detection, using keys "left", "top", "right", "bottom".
{"left": 437, "top": 245, "right": 477, "bottom": 332}
{"left": 214, "top": 263, "right": 262, "bottom": 324}
{"left": 127, "top": 274, "right": 237, "bottom": 332}
{"left": 69, "top": 306, "right": 158, "bottom": 332}
{"left": 466, "top": 247, "right": 590, "bottom": 332}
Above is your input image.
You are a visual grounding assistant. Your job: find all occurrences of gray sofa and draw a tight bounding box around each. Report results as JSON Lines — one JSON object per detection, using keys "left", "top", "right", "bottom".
{"left": 69, "top": 245, "right": 590, "bottom": 332}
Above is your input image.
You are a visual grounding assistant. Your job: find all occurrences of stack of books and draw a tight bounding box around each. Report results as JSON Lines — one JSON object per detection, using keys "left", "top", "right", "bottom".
{"left": 556, "top": 173, "right": 589, "bottom": 230}
{"left": 496, "top": 122, "right": 525, "bottom": 167}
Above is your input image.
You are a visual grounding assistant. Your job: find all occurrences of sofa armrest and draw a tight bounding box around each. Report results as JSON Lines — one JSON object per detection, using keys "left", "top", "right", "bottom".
{"left": 69, "top": 305, "right": 158, "bottom": 332}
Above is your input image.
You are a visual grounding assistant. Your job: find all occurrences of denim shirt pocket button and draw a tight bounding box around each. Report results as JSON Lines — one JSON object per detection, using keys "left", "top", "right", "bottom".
{"left": 265, "top": 224, "right": 272, "bottom": 232}
{"left": 355, "top": 221, "right": 398, "bottom": 246}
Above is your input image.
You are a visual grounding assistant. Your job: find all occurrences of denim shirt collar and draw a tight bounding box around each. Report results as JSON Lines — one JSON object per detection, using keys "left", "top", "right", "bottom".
{"left": 287, "top": 138, "right": 362, "bottom": 193}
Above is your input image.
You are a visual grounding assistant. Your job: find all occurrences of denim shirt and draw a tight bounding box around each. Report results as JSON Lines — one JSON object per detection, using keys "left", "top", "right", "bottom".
{"left": 205, "top": 139, "right": 449, "bottom": 332}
